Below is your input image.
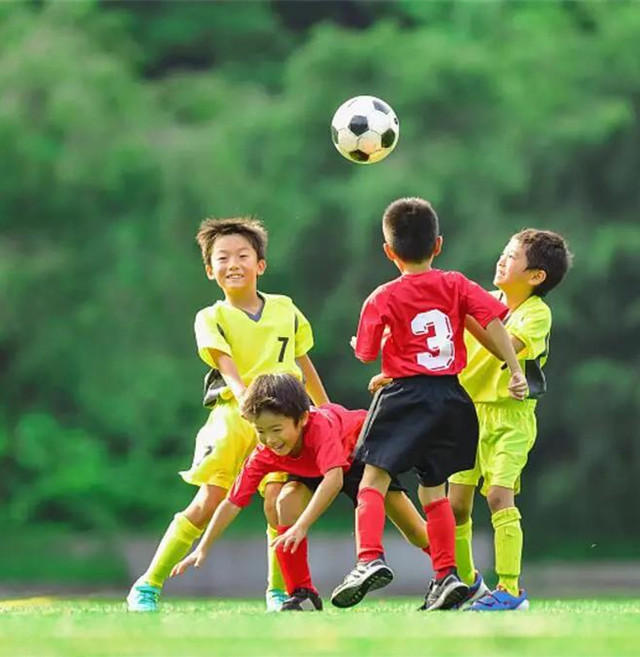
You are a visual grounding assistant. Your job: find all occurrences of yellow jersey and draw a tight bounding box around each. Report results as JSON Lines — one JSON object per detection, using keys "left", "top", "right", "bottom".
{"left": 194, "top": 292, "right": 314, "bottom": 398}
{"left": 460, "top": 292, "right": 552, "bottom": 403}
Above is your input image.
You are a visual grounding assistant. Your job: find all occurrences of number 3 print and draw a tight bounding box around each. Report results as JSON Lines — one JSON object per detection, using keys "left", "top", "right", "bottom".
{"left": 410, "top": 310, "right": 455, "bottom": 372}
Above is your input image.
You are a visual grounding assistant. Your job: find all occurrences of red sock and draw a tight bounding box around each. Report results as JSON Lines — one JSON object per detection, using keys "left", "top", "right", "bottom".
{"left": 424, "top": 498, "right": 456, "bottom": 579}
{"left": 275, "top": 525, "right": 316, "bottom": 594}
{"left": 356, "top": 487, "right": 385, "bottom": 562}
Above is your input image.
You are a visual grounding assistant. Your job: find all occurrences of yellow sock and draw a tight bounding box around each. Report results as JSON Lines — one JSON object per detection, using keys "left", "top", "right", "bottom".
{"left": 266, "top": 525, "right": 286, "bottom": 592}
{"left": 492, "top": 507, "right": 522, "bottom": 596}
{"left": 144, "top": 514, "right": 203, "bottom": 588}
{"left": 455, "top": 519, "right": 476, "bottom": 586}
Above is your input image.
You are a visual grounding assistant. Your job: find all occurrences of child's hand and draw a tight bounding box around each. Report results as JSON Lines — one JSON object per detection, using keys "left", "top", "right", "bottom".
{"left": 508, "top": 371, "right": 528, "bottom": 401}
{"left": 368, "top": 373, "right": 392, "bottom": 394}
{"left": 170, "top": 549, "right": 206, "bottom": 577}
{"left": 270, "top": 524, "right": 308, "bottom": 554}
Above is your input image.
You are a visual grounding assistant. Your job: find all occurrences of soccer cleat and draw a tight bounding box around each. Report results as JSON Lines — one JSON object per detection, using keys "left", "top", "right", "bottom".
{"left": 265, "top": 588, "right": 288, "bottom": 612}
{"left": 280, "top": 588, "right": 323, "bottom": 611}
{"left": 419, "top": 571, "right": 469, "bottom": 611}
{"left": 451, "top": 571, "right": 491, "bottom": 610}
{"left": 330, "top": 558, "right": 394, "bottom": 609}
{"left": 468, "top": 587, "right": 530, "bottom": 611}
{"left": 126, "top": 578, "right": 161, "bottom": 612}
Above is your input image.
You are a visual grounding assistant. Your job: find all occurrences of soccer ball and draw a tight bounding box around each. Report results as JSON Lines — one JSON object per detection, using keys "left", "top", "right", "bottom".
{"left": 330, "top": 96, "right": 400, "bottom": 164}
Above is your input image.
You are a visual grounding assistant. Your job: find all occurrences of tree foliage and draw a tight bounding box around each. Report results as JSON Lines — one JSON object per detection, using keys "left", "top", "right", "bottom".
{"left": 1, "top": 1, "right": 638, "bottom": 552}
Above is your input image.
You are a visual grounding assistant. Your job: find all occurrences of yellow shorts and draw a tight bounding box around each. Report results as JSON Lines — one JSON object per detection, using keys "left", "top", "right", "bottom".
{"left": 179, "top": 398, "right": 286, "bottom": 491}
{"left": 448, "top": 400, "right": 537, "bottom": 496}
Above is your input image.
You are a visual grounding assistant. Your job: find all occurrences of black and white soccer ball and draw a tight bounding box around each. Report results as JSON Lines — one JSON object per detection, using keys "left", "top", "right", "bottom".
{"left": 331, "top": 96, "right": 400, "bottom": 164}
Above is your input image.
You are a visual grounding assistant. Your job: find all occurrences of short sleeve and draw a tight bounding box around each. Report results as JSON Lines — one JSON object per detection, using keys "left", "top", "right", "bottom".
{"left": 462, "top": 277, "right": 509, "bottom": 328}
{"left": 509, "top": 303, "right": 551, "bottom": 360}
{"left": 227, "top": 449, "right": 275, "bottom": 508}
{"left": 354, "top": 293, "right": 385, "bottom": 362}
{"left": 195, "top": 307, "right": 232, "bottom": 367}
{"left": 293, "top": 305, "right": 314, "bottom": 357}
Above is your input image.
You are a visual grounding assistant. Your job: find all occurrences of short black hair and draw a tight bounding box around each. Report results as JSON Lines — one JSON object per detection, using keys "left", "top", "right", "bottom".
{"left": 196, "top": 216, "right": 268, "bottom": 267}
{"left": 240, "top": 374, "right": 310, "bottom": 424}
{"left": 515, "top": 229, "right": 573, "bottom": 297}
{"left": 382, "top": 197, "right": 439, "bottom": 263}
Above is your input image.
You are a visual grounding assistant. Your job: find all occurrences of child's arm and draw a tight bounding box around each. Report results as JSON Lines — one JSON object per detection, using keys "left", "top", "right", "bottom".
{"left": 170, "top": 499, "right": 242, "bottom": 576}
{"left": 297, "top": 354, "right": 330, "bottom": 405}
{"left": 483, "top": 318, "right": 528, "bottom": 400}
{"left": 271, "top": 467, "right": 343, "bottom": 553}
{"left": 465, "top": 316, "right": 525, "bottom": 358}
{"left": 205, "top": 348, "right": 246, "bottom": 402}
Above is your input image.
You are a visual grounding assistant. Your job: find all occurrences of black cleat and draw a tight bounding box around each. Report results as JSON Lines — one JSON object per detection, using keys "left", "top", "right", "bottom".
{"left": 280, "top": 588, "right": 323, "bottom": 611}
{"left": 331, "top": 558, "right": 394, "bottom": 609}
{"left": 419, "top": 571, "right": 469, "bottom": 611}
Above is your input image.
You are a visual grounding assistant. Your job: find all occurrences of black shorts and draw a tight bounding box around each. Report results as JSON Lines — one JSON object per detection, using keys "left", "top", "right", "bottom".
{"left": 287, "top": 459, "right": 406, "bottom": 507}
{"left": 354, "top": 375, "right": 479, "bottom": 487}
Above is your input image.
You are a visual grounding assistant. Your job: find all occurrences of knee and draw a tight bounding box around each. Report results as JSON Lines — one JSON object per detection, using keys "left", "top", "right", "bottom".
{"left": 185, "top": 493, "right": 218, "bottom": 527}
{"left": 486, "top": 487, "right": 514, "bottom": 514}
{"left": 450, "top": 500, "right": 472, "bottom": 526}
{"left": 263, "top": 484, "right": 282, "bottom": 528}
{"left": 276, "top": 483, "right": 306, "bottom": 526}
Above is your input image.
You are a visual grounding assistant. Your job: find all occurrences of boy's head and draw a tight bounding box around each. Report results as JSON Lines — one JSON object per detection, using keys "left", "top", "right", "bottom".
{"left": 196, "top": 217, "right": 268, "bottom": 291}
{"left": 495, "top": 229, "right": 573, "bottom": 297}
{"left": 241, "top": 374, "right": 311, "bottom": 456}
{"left": 382, "top": 197, "right": 442, "bottom": 264}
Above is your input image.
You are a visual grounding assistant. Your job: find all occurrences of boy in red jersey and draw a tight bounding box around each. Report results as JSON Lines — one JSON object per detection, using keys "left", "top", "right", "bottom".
{"left": 171, "top": 373, "right": 431, "bottom": 610}
{"left": 331, "top": 197, "right": 528, "bottom": 611}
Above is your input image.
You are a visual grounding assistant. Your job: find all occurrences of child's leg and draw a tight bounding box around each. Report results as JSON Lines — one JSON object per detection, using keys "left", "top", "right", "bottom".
{"left": 418, "top": 483, "right": 456, "bottom": 580}
{"left": 384, "top": 491, "right": 429, "bottom": 551}
{"left": 143, "top": 484, "right": 226, "bottom": 588}
{"left": 263, "top": 481, "right": 286, "bottom": 594}
{"left": 487, "top": 485, "right": 521, "bottom": 596}
{"left": 274, "top": 482, "right": 315, "bottom": 593}
{"left": 356, "top": 464, "right": 392, "bottom": 562}
{"left": 448, "top": 482, "right": 477, "bottom": 586}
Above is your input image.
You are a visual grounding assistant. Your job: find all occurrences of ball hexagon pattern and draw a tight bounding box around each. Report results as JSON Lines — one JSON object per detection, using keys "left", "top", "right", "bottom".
{"left": 330, "top": 96, "right": 399, "bottom": 164}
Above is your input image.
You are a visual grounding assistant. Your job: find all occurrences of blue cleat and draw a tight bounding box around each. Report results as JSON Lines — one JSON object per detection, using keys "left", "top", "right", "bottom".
{"left": 468, "top": 587, "right": 529, "bottom": 611}
{"left": 452, "top": 571, "right": 490, "bottom": 610}
{"left": 265, "top": 588, "right": 288, "bottom": 612}
{"left": 126, "top": 578, "right": 161, "bottom": 612}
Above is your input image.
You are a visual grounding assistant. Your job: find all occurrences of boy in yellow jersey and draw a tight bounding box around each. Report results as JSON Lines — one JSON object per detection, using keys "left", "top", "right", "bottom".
{"left": 448, "top": 229, "right": 572, "bottom": 611}
{"left": 127, "top": 217, "right": 329, "bottom": 612}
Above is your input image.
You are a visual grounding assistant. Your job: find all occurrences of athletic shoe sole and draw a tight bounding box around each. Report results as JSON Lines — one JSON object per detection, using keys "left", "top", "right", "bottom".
{"left": 331, "top": 565, "right": 394, "bottom": 608}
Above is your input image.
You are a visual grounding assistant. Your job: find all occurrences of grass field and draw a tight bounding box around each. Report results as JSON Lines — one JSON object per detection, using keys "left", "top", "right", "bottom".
{"left": 0, "top": 597, "right": 639, "bottom": 657}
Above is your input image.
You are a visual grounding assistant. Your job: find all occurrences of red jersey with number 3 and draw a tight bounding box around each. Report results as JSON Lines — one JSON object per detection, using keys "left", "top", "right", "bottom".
{"left": 355, "top": 269, "right": 509, "bottom": 378}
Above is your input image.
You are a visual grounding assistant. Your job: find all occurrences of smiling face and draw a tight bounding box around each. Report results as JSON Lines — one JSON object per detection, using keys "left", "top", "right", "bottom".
{"left": 252, "top": 410, "right": 308, "bottom": 457}
{"left": 206, "top": 233, "right": 266, "bottom": 293}
{"left": 494, "top": 237, "right": 545, "bottom": 294}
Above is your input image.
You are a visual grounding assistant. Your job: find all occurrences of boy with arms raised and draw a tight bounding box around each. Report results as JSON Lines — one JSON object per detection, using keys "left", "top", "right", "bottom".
{"left": 449, "top": 229, "right": 572, "bottom": 611}
{"left": 127, "top": 217, "right": 328, "bottom": 612}
{"left": 331, "top": 197, "right": 528, "bottom": 611}
{"left": 172, "top": 372, "right": 432, "bottom": 610}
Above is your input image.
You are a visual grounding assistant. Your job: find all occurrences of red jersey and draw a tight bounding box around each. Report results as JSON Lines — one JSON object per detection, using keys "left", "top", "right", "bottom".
{"left": 227, "top": 404, "right": 367, "bottom": 508}
{"left": 355, "top": 269, "right": 508, "bottom": 379}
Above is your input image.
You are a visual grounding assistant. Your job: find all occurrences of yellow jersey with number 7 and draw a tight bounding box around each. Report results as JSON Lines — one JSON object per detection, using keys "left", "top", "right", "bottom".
{"left": 194, "top": 292, "right": 313, "bottom": 398}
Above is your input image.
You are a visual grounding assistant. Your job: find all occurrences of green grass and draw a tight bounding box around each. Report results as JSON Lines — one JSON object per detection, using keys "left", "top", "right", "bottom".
{"left": 0, "top": 598, "right": 639, "bottom": 657}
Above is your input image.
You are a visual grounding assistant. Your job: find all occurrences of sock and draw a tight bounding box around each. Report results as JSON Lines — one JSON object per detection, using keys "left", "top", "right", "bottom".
{"left": 266, "top": 525, "right": 286, "bottom": 592}
{"left": 492, "top": 506, "right": 523, "bottom": 596}
{"left": 143, "top": 513, "right": 203, "bottom": 588}
{"left": 356, "top": 487, "right": 386, "bottom": 562}
{"left": 424, "top": 498, "right": 456, "bottom": 579}
{"left": 275, "top": 525, "right": 316, "bottom": 594}
{"left": 455, "top": 519, "right": 476, "bottom": 586}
